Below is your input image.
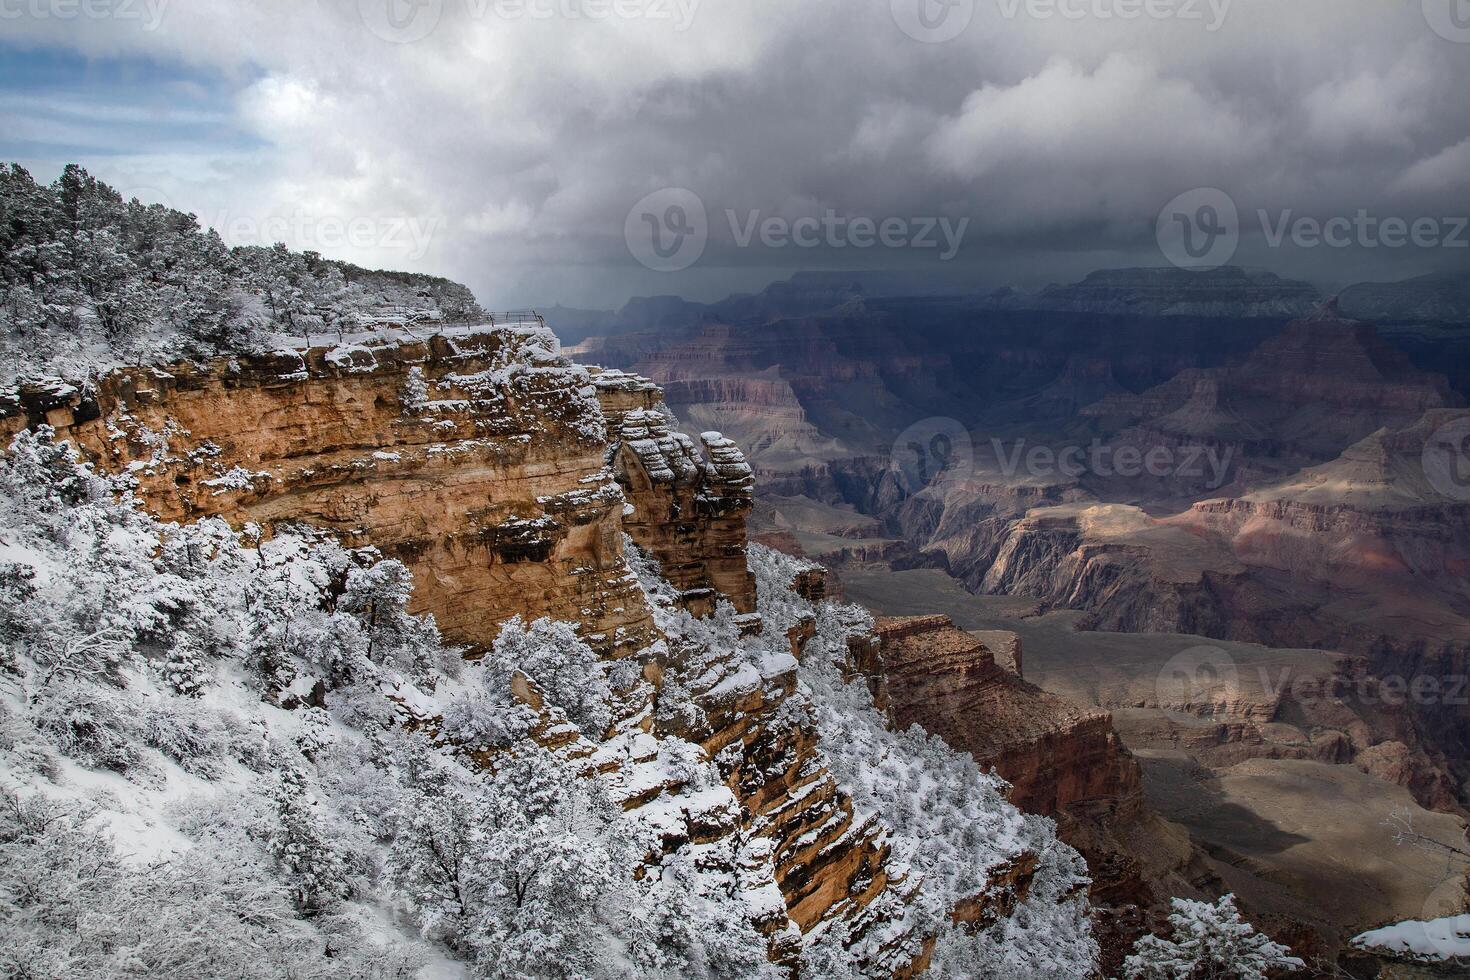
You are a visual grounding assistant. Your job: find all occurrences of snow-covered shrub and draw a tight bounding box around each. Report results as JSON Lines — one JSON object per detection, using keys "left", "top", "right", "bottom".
{"left": 400, "top": 366, "right": 429, "bottom": 414}
{"left": 927, "top": 837, "right": 1099, "bottom": 978}
{"left": 270, "top": 763, "right": 352, "bottom": 917}
{"left": 342, "top": 558, "right": 450, "bottom": 685}
{"left": 437, "top": 687, "right": 532, "bottom": 754}
{"left": 0, "top": 786, "right": 397, "bottom": 979}
{"left": 1122, "top": 894, "right": 1303, "bottom": 980}
{"left": 295, "top": 706, "right": 336, "bottom": 761}
{"left": 488, "top": 615, "right": 612, "bottom": 737}
{"left": 156, "top": 636, "right": 209, "bottom": 695}
{"left": 142, "top": 696, "right": 233, "bottom": 777}
{"left": 33, "top": 681, "right": 146, "bottom": 774}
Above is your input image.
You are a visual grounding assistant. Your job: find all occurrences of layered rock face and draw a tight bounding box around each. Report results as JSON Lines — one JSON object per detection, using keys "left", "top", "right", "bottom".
{"left": 855, "top": 613, "right": 1210, "bottom": 975}
{"left": 0, "top": 329, "right": 657, "bottom": 658}
{"left": 860, "top": 616, "right": 1201, "bottom": 904}
{"left": 869, "top": 616, "right": 1140, "bottom": 822}
{"left": 600, "top": 400, "right": 759, "bottom": 617}
{"left": 1083, "top": 302, "right": 1459, "bottom": 495}
{"left": 3, "top": 330, "right": 977, "bottom": 973}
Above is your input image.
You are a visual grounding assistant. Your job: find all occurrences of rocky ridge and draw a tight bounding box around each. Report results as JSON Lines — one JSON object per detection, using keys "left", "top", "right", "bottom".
{"left": 0, "top": 327, "right": 1095, "bottom": 975}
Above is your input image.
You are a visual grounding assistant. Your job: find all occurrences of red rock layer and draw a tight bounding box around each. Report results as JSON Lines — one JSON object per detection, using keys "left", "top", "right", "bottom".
{"left": 0, "top": 332, "right": 656, "bottom": 657}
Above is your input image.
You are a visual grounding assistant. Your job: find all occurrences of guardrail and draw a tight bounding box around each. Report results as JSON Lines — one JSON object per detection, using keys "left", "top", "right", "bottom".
{"left": 485, "top": 310, "right": 546, "bottom": 327}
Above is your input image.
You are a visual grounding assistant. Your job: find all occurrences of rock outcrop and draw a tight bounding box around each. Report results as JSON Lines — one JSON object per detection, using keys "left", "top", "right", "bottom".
{"left": 0, "top": 329, "right": 999, "bottom": 975}
{"left": 0, "top": 329, "right": 658, "bottom": 659}
{"left": 601, "top": 400, "right": 759, "bottom": 618}
{"left": 857, "top": 614, "right": 1211, "bottom": 973}
{"left": 862, "top": 616, "right": 1199, "bottom": 893}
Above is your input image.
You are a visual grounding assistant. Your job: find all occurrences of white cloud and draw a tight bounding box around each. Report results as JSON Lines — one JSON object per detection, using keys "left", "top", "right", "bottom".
{"left": 1301, "top": 54, "right": 1432, "bottom": 151}
{"left": 1393, "top": 137, "right": 1470, "bottom": 194}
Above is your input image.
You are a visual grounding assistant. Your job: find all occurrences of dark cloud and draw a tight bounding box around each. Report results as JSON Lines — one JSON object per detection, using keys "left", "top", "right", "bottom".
{"left": 3, "top": 0, "right": 1467, "bottom": 306}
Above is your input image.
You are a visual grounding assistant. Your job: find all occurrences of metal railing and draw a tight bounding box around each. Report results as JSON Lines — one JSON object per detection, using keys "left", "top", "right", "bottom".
{"left": 485, "top": 310, "right": 546, "bottom": 327}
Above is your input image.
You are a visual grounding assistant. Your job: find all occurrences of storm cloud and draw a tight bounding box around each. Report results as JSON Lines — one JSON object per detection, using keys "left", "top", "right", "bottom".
{"left": 3, "top": 0, "right": 1467, "bottom": 306}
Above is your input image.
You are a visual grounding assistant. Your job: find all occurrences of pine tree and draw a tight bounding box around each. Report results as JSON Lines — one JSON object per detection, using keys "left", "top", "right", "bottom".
{"left": 488, "top": 616, "right": 612, "bottom": 738}
{"left": 269, "top": 763, "right": 350, "bottom": 916}
{"left": 1123, "top": 894, "right": 1303, "bottom": 980}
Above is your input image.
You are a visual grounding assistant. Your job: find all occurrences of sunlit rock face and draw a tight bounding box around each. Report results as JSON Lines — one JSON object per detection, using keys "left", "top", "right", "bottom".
{"left": 12, "top": 333, "right": 1053, "bottom": 973}
{"left": 1, "top": 329, "right": 657, "bottom": 658}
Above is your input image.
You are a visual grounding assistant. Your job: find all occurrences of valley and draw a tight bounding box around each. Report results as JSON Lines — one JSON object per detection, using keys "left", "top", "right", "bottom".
{"left": 840, "top": 565, "right": 1470, "bottom": 963}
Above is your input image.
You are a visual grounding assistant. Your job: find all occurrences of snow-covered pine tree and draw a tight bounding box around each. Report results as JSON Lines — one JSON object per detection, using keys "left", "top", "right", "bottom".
{"left": 1122, "top": 894, "right": 1304, "bottom": 980}
{"left": 487, "top": 616, "right": 612, "bottom": 737}
{"left": 269, "top": 761, "right": 351, "bottom": 916}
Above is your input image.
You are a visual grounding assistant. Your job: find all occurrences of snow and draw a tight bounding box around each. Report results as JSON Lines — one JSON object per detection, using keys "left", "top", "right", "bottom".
{"left": 1353, "top": 915, "right": 1470, "bottom": 961}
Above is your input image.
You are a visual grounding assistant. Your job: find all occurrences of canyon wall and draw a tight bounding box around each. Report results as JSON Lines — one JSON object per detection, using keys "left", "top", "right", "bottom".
{"left": 860, "top": 616, "right": 1205, "bottom": 903}
{"left": 3, "top": 329, "right": 1062, "bottom": 975}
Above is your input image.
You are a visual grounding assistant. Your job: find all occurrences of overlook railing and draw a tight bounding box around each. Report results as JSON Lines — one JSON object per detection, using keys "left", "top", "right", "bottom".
{"left": 484, "top": 310, "right": 546, "bottom": 328}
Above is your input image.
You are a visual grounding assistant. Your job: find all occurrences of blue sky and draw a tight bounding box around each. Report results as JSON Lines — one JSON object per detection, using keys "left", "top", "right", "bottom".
{"left": 0, "top": 46, "right": 261, "bottom": 165}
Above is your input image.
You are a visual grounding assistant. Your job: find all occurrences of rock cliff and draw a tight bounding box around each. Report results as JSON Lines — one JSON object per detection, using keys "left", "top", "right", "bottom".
{"left": 858, "top": 614, "right": 1210, "bottom": 968}
{"left": 0, "top": 327, "right": 1094, "bottom": 974}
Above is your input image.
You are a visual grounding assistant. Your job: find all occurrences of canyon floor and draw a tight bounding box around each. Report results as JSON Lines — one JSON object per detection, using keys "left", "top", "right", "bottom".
{"left": 840, "top": 566, "right": 1470, "bottom": 956}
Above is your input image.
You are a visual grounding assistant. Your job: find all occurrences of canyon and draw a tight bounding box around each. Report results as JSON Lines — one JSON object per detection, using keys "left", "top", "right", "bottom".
{"left": 0, "top": 324, "right": 1131, "bottom": 974}
{"left": 560, "top": 268, "right": 1470, "bottom": 966}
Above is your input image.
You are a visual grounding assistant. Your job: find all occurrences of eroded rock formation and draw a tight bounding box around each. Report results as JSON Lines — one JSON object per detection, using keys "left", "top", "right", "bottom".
{"left": 0, "top": 329, "right": 995, "bottom": 974}
{"left": 860, "top": 615, "right": 1204, "bottom": 900}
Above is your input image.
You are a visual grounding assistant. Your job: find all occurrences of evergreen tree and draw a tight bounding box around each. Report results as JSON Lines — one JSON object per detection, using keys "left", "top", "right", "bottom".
{"left": 1123, "top": 894, "right": 1303, "bottom": 980}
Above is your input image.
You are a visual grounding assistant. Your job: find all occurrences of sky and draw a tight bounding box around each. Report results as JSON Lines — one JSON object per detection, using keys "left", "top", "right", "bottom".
{"left": 2, "top": 0, "right": 1468, "bottom": 309}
